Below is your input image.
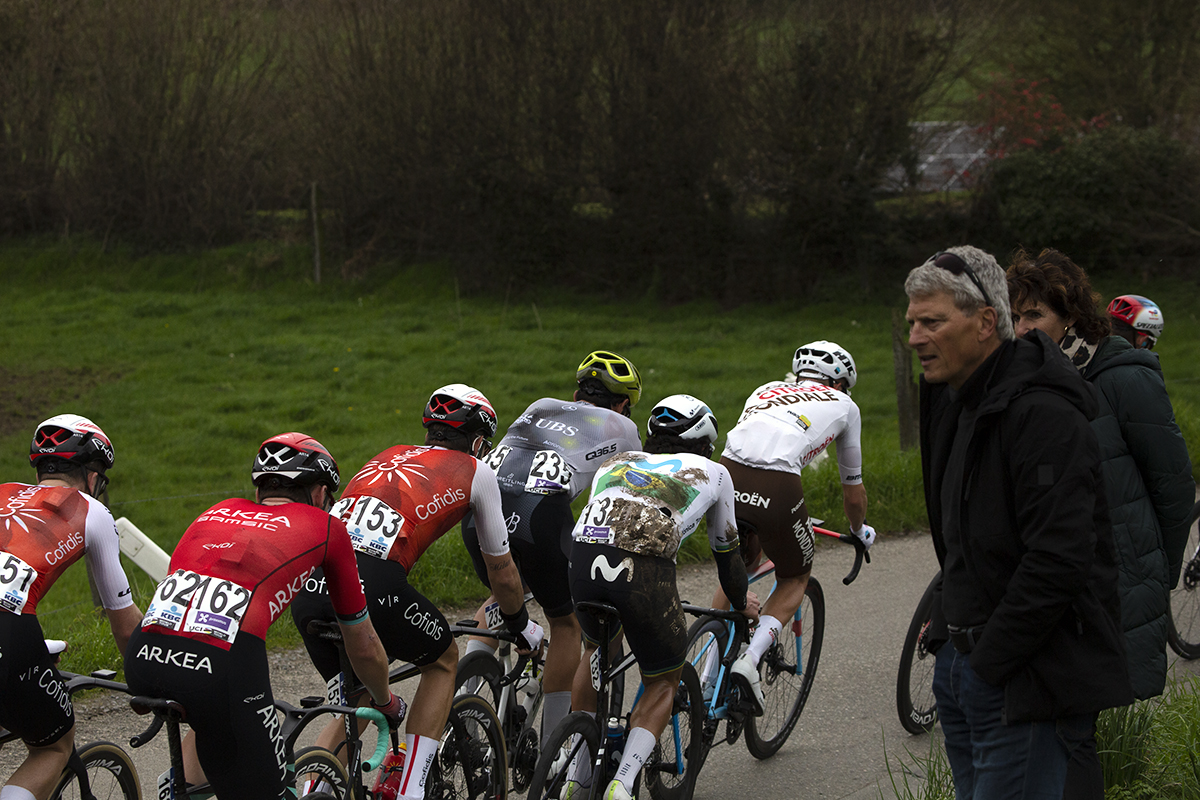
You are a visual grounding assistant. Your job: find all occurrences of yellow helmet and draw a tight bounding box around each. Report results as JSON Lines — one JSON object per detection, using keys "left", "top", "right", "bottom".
{"left": 575, "top": 350, "right": 642, "bottom": 408}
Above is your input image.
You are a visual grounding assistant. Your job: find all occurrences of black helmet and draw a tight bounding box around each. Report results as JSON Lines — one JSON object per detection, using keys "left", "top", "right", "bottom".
{"left": 30, "top": 414, "right": 115, "bottom": 473}
{"left": 252, "top": 432, "right": 340, "bottom": 492}
{"left": 422, "top": 384, "right": 498, "bottom": 440}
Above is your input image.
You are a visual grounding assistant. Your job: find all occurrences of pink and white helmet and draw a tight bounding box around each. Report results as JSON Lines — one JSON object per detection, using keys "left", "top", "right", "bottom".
{"left": 1107, "top": 295, "right": 1164, "bottom": 345}
{"left": 29, "top": 414, "right": 115, "bottom": 471}
{"left": 422, "top": 384, "right": 498, "bottom": 440}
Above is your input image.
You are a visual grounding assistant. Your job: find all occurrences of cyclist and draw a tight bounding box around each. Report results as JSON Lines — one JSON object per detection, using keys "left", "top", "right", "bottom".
{"left": 1107, "top": 294, "right": 1164, "bottom": 350}
{"left": 292, "top": 384, "right": 542, "bottom": 800}
{"left": 564, "top": 394, "right": 760, "bottom": 800}
{"left": 124, "top": 433, "right": 402, "bottom": 800}
{"left": 0, "top": 415, "right": 141, "bottom": 800}
{"left": 718, "top": 341, "right": 875, "bottom": 712}
{"left": 461, "top": 350, "right": 642, "bottom": 740}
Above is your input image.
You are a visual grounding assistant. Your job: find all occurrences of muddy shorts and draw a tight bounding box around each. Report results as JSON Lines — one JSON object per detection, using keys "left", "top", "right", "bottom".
{"left": 0, "top": 612, "right": 73, "bottom": 747}
{"left": 462, "top": 491, "right": 575, "bottom": 618}
{"left": 125, "top": 629, "right": 286, "bottom": 800}
{"left": 569, "top": 542, "right": 686, "bottom": 677}
{"left": 292, "top": 552, "right": 451, "bottom": 680}
{"left": 719, "top": 458, "right": 814, "bottom": 579}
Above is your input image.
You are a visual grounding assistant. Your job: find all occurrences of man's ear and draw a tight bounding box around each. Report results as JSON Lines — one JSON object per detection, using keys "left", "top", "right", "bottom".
{"left": 978, "top": 305, "right": 999, "bottom": 341}
{"left": 312, "top": 485, "right": 332, "bottom": 511}
{"left": 617, "top": 397, "right": 631, "bottom": 417}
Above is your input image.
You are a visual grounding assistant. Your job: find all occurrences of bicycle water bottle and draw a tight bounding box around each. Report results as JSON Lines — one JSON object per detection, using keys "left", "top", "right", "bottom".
{"left": 606, "top": 717, "right": 624, "bottom": 768}
{"left": 371, "top": 740, "right": 408, "bottom": 800}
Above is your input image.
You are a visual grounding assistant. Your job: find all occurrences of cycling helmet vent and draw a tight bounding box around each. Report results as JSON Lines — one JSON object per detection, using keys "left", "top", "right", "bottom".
{"left": 252, "top": 432, "right": 340, "bottom": 491}
{"left": 30, "top": 414, "right": 115, "bottom": 471}
{"left": 792, "top": 340, "right": 857, "bottom": 391}
{"left": 575, "top": 350, "right": 642, "bottom": 407}
{"left": 1107, "top": 294, "right": 1163, "bottom": 343}
{"left": 422, "top": 384, "right": 498, "bottom": 440}
{"left": 647, "top": 394, "right": 719, "bottom": 445}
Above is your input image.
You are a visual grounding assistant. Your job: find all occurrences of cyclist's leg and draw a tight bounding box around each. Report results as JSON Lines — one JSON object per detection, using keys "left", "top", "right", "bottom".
{"left": 0, "top": 614, "right": 76, "bottom": 799}
{"left": 460, "top": 511, "right": 501, "bottom": 659}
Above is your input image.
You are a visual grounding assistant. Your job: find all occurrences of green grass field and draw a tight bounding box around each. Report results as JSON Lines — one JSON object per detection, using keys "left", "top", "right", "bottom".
{"left": 3, "top": 239, "right": 1198, "bottom": 676}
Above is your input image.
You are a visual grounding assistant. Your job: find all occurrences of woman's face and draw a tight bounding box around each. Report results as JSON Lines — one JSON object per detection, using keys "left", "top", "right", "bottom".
{"left": 1012, "top": 299, "right": 1074, "bottom": 344}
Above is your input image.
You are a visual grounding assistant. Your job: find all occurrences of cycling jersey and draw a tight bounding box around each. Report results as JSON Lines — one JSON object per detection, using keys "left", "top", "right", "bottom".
{"left": 722, "top": 379, "right": 864, "bottom": 483}
{"left": 0, "top": 482, "right": 132, "bottom": 616}
{"left": 139, "top": 498, "right": 367, "bottom": 650}
{"left": 571, "top": 451, "right": 738, "bottom": 561}
{"left": 333, "top": 445, "right": 508, "bottom": 570}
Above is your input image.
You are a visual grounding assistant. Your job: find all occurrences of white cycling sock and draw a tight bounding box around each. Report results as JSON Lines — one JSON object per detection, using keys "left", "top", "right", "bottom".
{"left": 1, "top": 786, "right": 36, "bottom": 800}
{"left": 745, "top": 615, "right": 782, "bottom": 667}
{"left": 463, "top": 638, "right": 496, "bottom": 658}
{"left": 398, "top": 733, "right": 439, "bottom": 800}
{"left": 614, "top": 727, "right": 655, "bottom": 793}
{"left": 566, "top": 712, "right": 597, "bottom": 787}
{"left": 542, "top": 691, "right": 572, "bottom": 741}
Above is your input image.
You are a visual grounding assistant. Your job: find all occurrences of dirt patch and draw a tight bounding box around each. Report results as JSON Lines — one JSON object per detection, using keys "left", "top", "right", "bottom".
{"left": 0, "top": 367, "right": 114, "bottom": 438}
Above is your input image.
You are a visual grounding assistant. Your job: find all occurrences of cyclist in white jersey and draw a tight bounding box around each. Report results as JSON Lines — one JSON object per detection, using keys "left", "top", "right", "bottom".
{"left": 565, "top": 395, "right": 759, "bottom": 800}
{"left": 461, "top": 351, "right": 642, "bottom": 739}
{"left": 719, "top": 341, "right": 875, "bottom": 711}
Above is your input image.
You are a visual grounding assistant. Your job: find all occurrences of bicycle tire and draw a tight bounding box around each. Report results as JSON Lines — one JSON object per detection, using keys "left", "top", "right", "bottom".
{"left": 896, "top": 572, "right": 940, "bottom": 734}
{"left": 49, "top": 741, "right": 140, "bottom": 800}
{"left": 644, "top": 662, "right": 704, "bottom": 800}
{"left": 456, "top": 650, "right": 505, "bottom": 710}
{"left": 1168, "top": 500, "right": 1200, "bottom": 659}
{"left": 744, "top": 576, "right": 824, "bottom": 759}
{"left": 683, "top": 615, "right": 728, "bottom": 760}
{"left": 294, "top": 745, "right": 351, "bottom": 800}
{"left": 526, "top": 712, "right": 600, "bottom": 800}
{"left": 429, "top": 693, "right": 508, "bottom": 800}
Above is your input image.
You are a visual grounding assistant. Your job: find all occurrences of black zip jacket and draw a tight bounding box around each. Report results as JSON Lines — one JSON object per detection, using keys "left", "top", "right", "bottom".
{"left": 919, "top": 331, "right": 1133, "bottom": 721}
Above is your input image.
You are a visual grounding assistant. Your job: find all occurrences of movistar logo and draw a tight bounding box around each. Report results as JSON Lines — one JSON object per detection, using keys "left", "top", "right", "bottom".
{"left": 590, "top": 555, "right": 633, "bottom": 583}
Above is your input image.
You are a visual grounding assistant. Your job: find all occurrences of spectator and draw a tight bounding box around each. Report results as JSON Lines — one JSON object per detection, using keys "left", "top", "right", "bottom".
{"left": 904, "top": 246, "right": 1132, "bottom": 798}
{"left": 1008, "top": 249, "right": 1193, "bottom": 800}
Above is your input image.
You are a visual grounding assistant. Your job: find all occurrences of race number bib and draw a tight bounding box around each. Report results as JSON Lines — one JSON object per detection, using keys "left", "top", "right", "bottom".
{"left": 482, "top": 444, "right": 511, "bottom": 473}
{"left": 573, "top": 497, "right": 614, "bottom": 545}
{"left": 332, "top": 496, "right": 404, "bottom": 560}
{"left": 483, "top": 599, "right": 503, "bottom": 631}
{"left": 0, "top": 551, "right": 38, "bottom": 614}
{"left": 144, "top": 570, "right": 252, "bottom": 643}
{"left": 525, "top": 449, "right": 572, "bottom": 495}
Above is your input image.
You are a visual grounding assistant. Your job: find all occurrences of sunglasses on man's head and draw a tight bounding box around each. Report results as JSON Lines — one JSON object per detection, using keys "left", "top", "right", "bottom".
{"left": 931, "top": 250, "right": 995, "bottom": 310}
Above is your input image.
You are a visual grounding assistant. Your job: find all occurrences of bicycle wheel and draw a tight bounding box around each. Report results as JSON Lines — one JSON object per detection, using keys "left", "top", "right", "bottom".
{"left": 429, "top": 693, "right": 508, "bottom": 800}
{"left": 683, "top": 616, "right": 727, "bottom": 759}
{"left": 294, "top": 745, "right": 350, "bottom": 800}
{"left": 456, "top": 650, "right": 504, "bottom": 709}
{"left": 897, "top": 572, "right": 940, "bottom": 734}
{"left": 1168, "top": 501, "right": 1200, "bottom": 659}
{"left": 744, "top": 576, "right": 824, "bottom": 759}
{"left": 526, "top": 712, "right": 600, "bottom": 800}
{"left": 644, "top": 662, "right": 704, "bottom": 800}
{"left": 49, "top": 741, "right": 140, "bottom": 800}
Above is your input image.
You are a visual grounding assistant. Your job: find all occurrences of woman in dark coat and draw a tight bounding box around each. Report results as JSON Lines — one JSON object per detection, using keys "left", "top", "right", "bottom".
{"left": 1007, "top": 248, "right": 1194, "bottom": 800}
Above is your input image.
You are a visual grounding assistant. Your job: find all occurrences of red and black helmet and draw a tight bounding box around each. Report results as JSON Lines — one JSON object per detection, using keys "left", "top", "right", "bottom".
{"left": 422, "top": 384, "right": 498, "bottom": 441}
{"left": 30, "top": 414, "right": 115, "bottom": 472}
{"left": 251, "top": 432, "right": 340, "bottom": 492}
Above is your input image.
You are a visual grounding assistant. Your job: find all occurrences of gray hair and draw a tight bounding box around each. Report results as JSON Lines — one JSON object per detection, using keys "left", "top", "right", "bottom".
{"left": 904, "top": 245, "right": 1015, "bottom": 341}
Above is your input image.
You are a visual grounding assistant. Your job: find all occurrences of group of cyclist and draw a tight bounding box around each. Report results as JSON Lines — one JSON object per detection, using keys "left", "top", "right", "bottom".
{"left": 1, "top": 342, "right": 880, "bottom": 800}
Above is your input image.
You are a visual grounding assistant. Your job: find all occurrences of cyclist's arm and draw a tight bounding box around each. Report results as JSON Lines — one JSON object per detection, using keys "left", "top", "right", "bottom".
{"left": 341, "top": 617, "right": 392, "bottom": 705}
{"left": 83, "top": 496, "right": 142, "bottom": 651}
{"left": 842, "top": 483, "right": 867, "bottom": 531}
{"left": 836, "top": 403, "right": 867, "bottom": 530}
{"left": 708, "top": 464, "right": 749, "bottom": 612}
{"left": 107, "top": 605, "right": 143, "bottom": 655}
{"left": 322, "top": 517, "right": 392, "bottom": 704}
{"left": 471, "top": 463, "right": 538, "bottom": 646}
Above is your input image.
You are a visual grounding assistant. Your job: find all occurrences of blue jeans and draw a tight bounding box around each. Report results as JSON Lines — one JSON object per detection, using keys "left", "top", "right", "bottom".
{"left": 932, "top": 645, "right": 1092, "bottom": 800}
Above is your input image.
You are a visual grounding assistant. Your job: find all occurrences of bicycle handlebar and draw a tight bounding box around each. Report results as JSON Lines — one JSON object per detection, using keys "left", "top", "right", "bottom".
{"left": 813, "top": 525, "right": 870, "bottom": 585}
{"left": 354, "top": 707, "right": 392, "bottom": 772}
{"left": 449, "top": 621, "right": 536, "bottom": 688}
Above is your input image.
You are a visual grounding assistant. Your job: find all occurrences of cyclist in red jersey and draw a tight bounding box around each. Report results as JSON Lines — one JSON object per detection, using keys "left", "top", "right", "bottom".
{"left": 293, "top": 384, "right": 543, "bottom": 800}
{"left": 0, "top": 415, "right": 141, "bottom": 800}
{"left": 124, "top": 433, "right": 402, "bottom": 800}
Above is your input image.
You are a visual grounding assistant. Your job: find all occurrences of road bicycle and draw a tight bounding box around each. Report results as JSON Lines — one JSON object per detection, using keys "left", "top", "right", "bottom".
{"left": 1167, "top": 500, "right": 1200, "bottom": 658}
{"left": 683, "top": 525, "right": 867, "bottom": 764}
{"left": 895, "top": 571, "right": 939, "bottom": 735}
{"left": 0, "top": 666, "right": 142, "bottom": 800}
{"left": 306, "top": 619, "right": 511, "bottom": 800}
{"left": 525, "top": 601, "right": 705, "bottom": 800}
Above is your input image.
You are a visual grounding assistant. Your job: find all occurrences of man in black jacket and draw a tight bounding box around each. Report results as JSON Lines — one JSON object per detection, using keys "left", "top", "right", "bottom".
{"left": 904, "top": 247, "right": 1133, "bottom": 799}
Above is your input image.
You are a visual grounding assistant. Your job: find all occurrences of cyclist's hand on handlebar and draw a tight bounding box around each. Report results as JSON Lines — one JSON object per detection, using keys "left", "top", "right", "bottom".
{"left": 514, "top": 619, "right": 545, "bottom": 655}
{"left": 372, "top": 692, "right": 408, "bottom": 730}
{"left": 738, "top": 591, "right": 761, "bottom": 624}
{"left": 851, "top": 523, "right": 877, "bottom": 550}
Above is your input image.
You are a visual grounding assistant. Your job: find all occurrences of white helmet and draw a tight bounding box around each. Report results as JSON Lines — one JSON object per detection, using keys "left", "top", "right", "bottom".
{"left": 792, "top": 340, "right": 857, "bottom": 391}
{"left": 647, "top": 394, "right": 719, "bottom": 445}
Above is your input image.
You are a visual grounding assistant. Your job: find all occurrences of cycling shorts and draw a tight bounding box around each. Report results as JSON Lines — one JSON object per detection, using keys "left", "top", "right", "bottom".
{"left": 569, "top": 542, "right": 686, "bottom": 677}
{"left": 462, "top": 491, "right": 575, "bottom": 618}
{"left": 124, "top": 629, "right": 286, "bottom": 800}
{"left": 292, "top": 553, "right": 451, "bottom": 681}
{"left": 720, "top": 458, "right": 814, "bottom": 579}
{"left": 0, "top": 613, "right": 73, "bottom": 747}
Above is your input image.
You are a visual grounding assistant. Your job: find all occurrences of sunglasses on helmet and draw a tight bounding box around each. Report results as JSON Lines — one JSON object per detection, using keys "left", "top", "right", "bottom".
{"left": 931, "top": 251, "right": 995, "bottom": 310}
